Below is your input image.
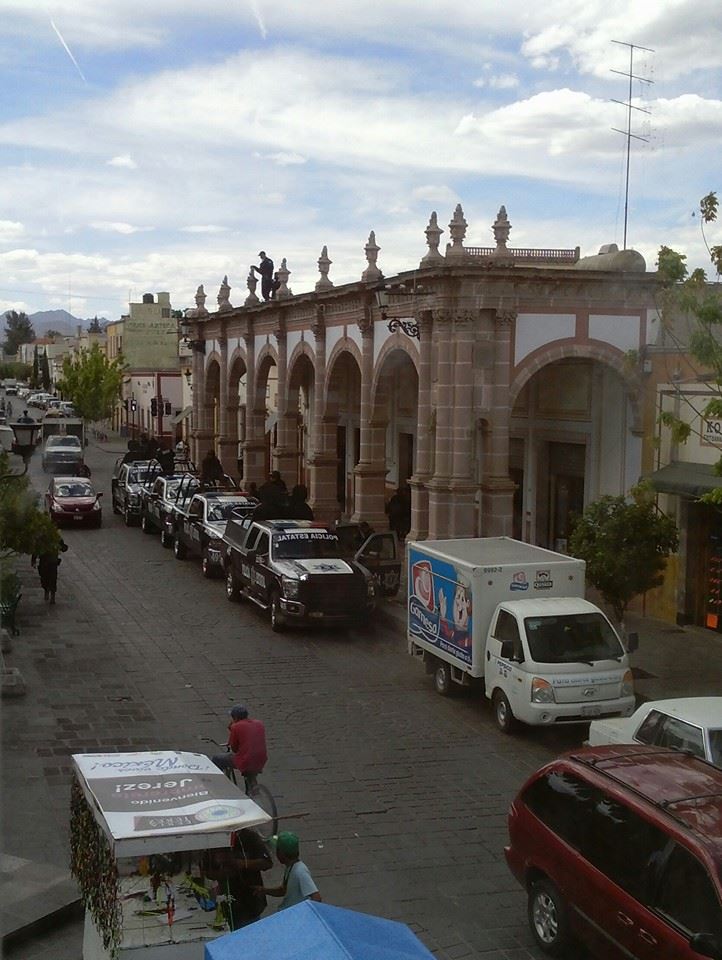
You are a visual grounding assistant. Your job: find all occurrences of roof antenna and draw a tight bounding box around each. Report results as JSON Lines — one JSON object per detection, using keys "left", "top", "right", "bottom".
{"left": 610, "top": 40, "right": 654, "bottom": 250}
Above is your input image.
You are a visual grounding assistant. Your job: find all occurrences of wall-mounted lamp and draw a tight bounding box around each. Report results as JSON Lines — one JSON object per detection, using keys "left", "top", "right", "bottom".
{"left": 179, "top": 317, "right": 206, "bottom": 354}
{"left": 374, "top": 284, "right": 420, "bottom": 339}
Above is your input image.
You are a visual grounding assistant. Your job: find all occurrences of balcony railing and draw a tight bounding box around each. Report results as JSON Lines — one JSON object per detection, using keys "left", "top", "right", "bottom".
{"left": 465, "top": 246, "right": 580, "bottom": 264}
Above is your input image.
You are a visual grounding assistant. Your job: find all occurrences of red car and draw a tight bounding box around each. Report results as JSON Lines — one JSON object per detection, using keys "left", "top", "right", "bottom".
{"left": 46, "top": 476, "right": 103, "bottom": 528}
{"left": 505, "top": 744, "right": 722, "bottom": 959}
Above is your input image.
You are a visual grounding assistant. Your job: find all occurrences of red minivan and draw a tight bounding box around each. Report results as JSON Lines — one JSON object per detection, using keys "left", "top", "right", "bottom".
{"left": 505, "top": 744, "right": 722, "bottom": 958}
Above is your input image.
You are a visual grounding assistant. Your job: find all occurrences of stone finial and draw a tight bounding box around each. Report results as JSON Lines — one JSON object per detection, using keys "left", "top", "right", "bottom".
{"left": 446, "top": 203, "right": 467, "bottom": 259}
{"left": 217, "top": 274, "right": 232, "bottom": 311}
{"left": 493, "top": 205, "right": 511, "bottom": 251}
{"left": 245, "top": 270, "right": 260, "bottom": 306}
{"left": 276, "top": 257, "right": 292, "bottom": 299}
{"left": 315, "top": 245, "right": 334, "bottom": 291}
{"left": 193, "top": 284, "right": 209, "bottom": 317}
{"left": 361, "top": 230, "right": 383, "bottom": 282}
{"left": 420, "top": 211, "right": 444, "bottom": 267}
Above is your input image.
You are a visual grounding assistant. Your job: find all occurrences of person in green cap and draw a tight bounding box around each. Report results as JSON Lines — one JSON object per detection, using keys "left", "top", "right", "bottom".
{"left": 254, "top": 831, "right": 321, "bottom": 910}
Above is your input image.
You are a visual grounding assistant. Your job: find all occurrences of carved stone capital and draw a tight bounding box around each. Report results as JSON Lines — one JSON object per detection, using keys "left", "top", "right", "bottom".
{"left": 495, "top": 309, "right": 517, "bottom": 327}
{"left": 358, "top": 304, "right": 373, "bottom": 337}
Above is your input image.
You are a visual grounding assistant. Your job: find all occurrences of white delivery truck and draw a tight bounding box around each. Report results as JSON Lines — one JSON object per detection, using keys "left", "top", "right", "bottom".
{"left": 407, "top": 537, "right": 637, "bottom": 733}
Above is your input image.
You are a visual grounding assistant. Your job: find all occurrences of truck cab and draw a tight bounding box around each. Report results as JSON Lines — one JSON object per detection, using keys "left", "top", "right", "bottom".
{"left": 173, "top": 491, "right": 258, "bottom": 577}
{"left": 223, "top": 519, "right": 376, "bottom": 631}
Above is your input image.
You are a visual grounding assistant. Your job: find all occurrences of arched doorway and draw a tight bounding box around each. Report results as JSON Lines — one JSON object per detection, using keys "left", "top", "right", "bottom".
{"left": 324, "top": 349, "right": 362, "bottom": 516}
{"left": 509, "top": 356, "right": 638, "bottom": 548}
{"left": 285, "top": 351, "right": 315, "bottom": 488}
{"left": 226, "top": 353, "right": 247, "bottom": 478}
{"left": 255, "top": 352, "right": 278, "bottom": 481}
{"left": 203, "top": 357, "right": 221, "bottom": 453}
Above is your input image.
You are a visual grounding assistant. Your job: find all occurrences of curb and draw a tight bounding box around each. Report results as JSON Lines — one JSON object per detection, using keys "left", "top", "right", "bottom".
{"left": 1, "top": 897, "right": 83, "bottom": 951}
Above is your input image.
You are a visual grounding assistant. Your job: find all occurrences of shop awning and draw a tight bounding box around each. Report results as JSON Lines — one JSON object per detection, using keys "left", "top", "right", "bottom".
{"left": 170, "top": 405, "right": 193, "bottom": 425}
{"left": 645, "top": 461, "right": 722, "bottom": 498}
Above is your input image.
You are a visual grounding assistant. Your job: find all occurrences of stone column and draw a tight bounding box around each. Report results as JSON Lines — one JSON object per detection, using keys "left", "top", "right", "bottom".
{"left": 408, "top": 310, "right": 433, "bottom": 541}
{"left": 217, "top": 335, "right": 235, "bottom": 476}
{"left": 272, "top": 321, "right": 298, "bottom": 483}
{"left": 308, "top": 308, "right": 338, "bottom": 522}
{"left": 481, "top": 310, "right": 517, "bottom": 536}
{"left": 242, "top": 326, "right": 266, "bottom": 487}
{"left": 448, "top": 311, "right": 477, "bottom": 537}
{"left": 190, "top": 343, "right": 204, "bottom": 465}
{"left": 427, "top": 310, "right": 454, "bottom": 538}
{"left": 351, "top": 307, "right": 387, "bottom": 527}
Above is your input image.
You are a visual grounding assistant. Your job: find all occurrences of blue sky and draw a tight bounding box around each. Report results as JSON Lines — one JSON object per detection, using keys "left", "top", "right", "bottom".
{"left": 0, "top": 1, "right": 720, "bottom": 322}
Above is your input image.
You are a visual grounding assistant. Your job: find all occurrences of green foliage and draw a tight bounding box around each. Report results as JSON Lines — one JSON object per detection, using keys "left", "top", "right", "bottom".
{"left": 569, "top": 485, "right": 679, "bottom": 623}
{"left": 0, "top": 362, "right": 31, "bottom": 381}
{"left": 658, "top": 410, "right": 691, "bottom": 445}
{"left": 40, "top": 351, "right": 51, "bottom": 390}
{"left": 700, "top": 191, "right": 718, "bottom": 224}
{"left": 2, "top": 311, "right": 35, "bottom": 356}
{"left": 656, "top": 246, "right": 687, "bottom": 283}
{"left": 31, "top": 347, "right": 39, "bottom": 389}
{"left": 45, "top": 329, "right": 64, "bottom": 339}
{"left": 0, "top": 452, "right": 60, "bottom": 559}
{"left": 57, "top": 344, "right": 125, "bottom": 422}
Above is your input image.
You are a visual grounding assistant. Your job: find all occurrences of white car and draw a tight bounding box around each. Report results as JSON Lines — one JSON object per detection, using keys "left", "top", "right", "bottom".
{"left": 586, "top": 697, "right": 722, "bottom": 767}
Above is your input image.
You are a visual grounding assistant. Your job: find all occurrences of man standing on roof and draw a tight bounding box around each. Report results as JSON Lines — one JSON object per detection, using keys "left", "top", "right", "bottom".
{"left": 251, "top": 252, "right": 274, "bottom": 301}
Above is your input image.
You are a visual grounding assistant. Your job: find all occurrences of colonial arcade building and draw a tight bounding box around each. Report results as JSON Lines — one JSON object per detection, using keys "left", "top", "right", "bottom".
{"left": 187, "top": 206, "right": 658, "bottom": 546}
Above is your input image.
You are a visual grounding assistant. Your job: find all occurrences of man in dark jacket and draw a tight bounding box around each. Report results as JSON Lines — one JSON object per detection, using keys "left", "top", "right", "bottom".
{"left": 251, "top": 252, "right": 274, "bottom": 301}
{"left": 200, "top": 449, "right": 225, "bottom": 487}
{"left": 287, "top": 484, "right": 313, "bottom": 520}
{"left": 32, "top": 538, "right": 68, "bottom": 604}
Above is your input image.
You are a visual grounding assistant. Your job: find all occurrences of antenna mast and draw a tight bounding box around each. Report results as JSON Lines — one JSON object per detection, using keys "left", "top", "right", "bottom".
{"left": 610, "top": 40, "right": 654, "bottom": 250}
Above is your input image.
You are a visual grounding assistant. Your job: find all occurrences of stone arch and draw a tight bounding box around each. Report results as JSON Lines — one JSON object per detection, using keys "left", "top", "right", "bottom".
{"left": 203, "top": 354, "right": 221, "bottom": 441}
{"left": 370, "top": 346, "right": 420, "bottom": 496}
{"left": 371, "top": 333, "right": 420, "bottom": 399}
{"left": 324, "top": 347, "right": 363, "bottom": 513}
{"left": 254, "top": 348, "right": 279, "bottom": 478}
{"left": 227, "top": 349, "right": 248, "bottom": 462}
{"left": 284, "top": 348, "right": 316, "bottom": 487}
{"left": 323, "top": 340, "right": 362, "bottom": 412}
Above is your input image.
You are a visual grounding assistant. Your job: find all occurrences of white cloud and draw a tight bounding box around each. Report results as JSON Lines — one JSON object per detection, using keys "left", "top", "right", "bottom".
{"left": 90, "top": 221, "right": 152, "bottom": 234}
{"left": 107, "top": 154, "right": 137, "bottom": 169}
{"left": 473, "top": 73, "right": 519, "bottom": 90}
{"left": 412, "top": 185, "right": 458, "bottom": 204}
{"left": 181, "top": 225, "right": 229, "bottom": 233}
{"left": 0, "top": 220, "right": 24, "bottom": 242}
{"left": 255, "top": 151, "right": 307, "bottom": 166}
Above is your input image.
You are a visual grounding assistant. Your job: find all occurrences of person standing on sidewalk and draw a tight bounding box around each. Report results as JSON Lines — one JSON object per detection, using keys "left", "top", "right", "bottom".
{"left": 31, "top": 538, "right": 68, "bottom": 604}
{"left": 255, "top": 831, "right": 321, "bottom": 910}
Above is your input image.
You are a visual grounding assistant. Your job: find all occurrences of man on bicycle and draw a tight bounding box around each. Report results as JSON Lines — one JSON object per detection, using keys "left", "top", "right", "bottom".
{"left": 212, "top": 705, "right": 268, "bottom": 789}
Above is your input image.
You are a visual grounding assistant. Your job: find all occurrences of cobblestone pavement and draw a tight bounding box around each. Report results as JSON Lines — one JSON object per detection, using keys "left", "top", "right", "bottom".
{"left": 1, "top": 437, "right": 588, "bottom": 959}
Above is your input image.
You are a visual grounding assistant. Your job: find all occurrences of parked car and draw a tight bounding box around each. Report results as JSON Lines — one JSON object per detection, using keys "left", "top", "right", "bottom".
{"left": 173, "top": 490, "right": 257, "bottom": 576}
{"left": 45, "top": 476, "right": 102, "bottom": 528}
{"left": 28, "top": 392, "right": 53, "bottom": 409}
{"left": 505, "top": 744, "right": 722, "bottom": 959}
{"left": 586, "top": 697, "right": 722, "bottom": 768}
{"left": 41, "top": 434, "right": 84, "bottom": 473}
{"left": 222, "top": 518, "right": 377, "bottom": 631}
{"left": 111, "top": 460, "right": 158, "bottom": 525}
{"left": 141, "top": 473, "right": 198, "bottom": 545}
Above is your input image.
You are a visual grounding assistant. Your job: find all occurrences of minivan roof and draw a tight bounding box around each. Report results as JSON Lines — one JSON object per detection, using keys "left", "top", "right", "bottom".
{"left": 569, "top": 744, "right": 722, "bottom": 847}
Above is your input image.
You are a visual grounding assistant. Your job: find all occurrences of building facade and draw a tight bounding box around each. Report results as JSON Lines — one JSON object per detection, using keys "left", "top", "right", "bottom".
{"left": 188, "top": 206, "right": 658, "bottom": 544}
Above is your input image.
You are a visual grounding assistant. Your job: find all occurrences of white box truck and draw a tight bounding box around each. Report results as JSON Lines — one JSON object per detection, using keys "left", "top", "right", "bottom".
{"left": 407, "top": 537, "right": 637, "bottom": 733}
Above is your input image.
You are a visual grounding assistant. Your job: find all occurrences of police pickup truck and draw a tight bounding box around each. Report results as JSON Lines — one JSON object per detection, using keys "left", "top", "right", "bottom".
{"left": 173, "top": 490, "right": 258, "bottom": 577}
{"left": 221, "top": 519, "right": 379, "bottom": 631}
{"left": 141, "top": 472, "right": 198, "bottom": 545}
{"left": 111, "top": 460, "right": 159, "bottom": 525}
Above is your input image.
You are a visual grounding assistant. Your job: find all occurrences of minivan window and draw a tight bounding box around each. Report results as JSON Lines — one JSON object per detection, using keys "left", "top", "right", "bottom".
{"left": 655, "top": 844, "right": 722, "bottom": 938}
{"left": 523, "top": 612, "right": 623, "bottom": 663}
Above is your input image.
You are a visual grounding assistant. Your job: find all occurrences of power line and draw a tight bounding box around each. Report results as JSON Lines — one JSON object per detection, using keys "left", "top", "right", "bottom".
{"left": 610, "top": 39, "right": 654, "bottom": 250}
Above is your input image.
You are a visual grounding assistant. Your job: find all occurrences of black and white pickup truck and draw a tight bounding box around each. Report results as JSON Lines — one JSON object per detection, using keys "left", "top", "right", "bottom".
{"left": 140, "top": 473, "right": 198, "bottom": 545}
{"left": 221, "top": 519, "right": 381, "bottom": 631}
{"left": 173, "top": 490, "right": 258, "bottom": 577}
{"left": 111, "top": 460, "right": 158, "bottom": 526}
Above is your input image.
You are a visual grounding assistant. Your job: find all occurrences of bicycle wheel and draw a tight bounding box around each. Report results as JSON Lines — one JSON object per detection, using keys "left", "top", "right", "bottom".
{"left": 249, "top": 782, "right": 278, "bottom": 840}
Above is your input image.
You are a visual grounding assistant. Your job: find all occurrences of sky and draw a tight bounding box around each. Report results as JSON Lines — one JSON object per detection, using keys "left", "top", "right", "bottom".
{"left": 0, "top": 0, "right": 720, "bottom": 322}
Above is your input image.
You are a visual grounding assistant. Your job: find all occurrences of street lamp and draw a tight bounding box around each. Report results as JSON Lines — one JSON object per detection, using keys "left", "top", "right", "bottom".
{"left": 179, "top": 316, "right": 206, "bottom": 354}
{"left": 374, "top": 284, "right": 421, "bottom": 339}
{"left": 0, "top": 421, "right": 42, "bottom": 484}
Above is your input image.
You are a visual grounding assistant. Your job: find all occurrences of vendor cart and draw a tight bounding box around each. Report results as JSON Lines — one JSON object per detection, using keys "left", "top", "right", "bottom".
{"left": 71, "top": 751, "right": 273, "bottom": 960}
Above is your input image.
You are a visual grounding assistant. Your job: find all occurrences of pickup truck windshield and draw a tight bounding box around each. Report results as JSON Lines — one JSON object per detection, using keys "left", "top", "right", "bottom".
{"left": 273, "top": 533, "right": 340, "bottom": 560}
{"left": 128, "top": 468, "right": 154, "bottom": 484}
{"left": 207, "top": 501, "right": 246, "bottom": 522}
{"left": 524, "top": 613, "right": 624, "bottom": 664}
{"left": 46, "top": 435, "right": 81, "bottom": 448}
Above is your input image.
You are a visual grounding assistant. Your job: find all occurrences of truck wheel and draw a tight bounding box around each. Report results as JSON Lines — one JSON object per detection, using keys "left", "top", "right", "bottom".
{"left": 270, "top": 592, "right": 285, "bottom": 633}
{"left": 493, "top": 690, "right": 516, "bottom": 733}
{"left": 528, "top": 879, "right": 571, "bottom": 957}
{"left": 141, "top": 513, "right": 153, "bottom": 534}
{"left": 112, "top": 497, "right": 121, "bottom": 515}
{"left": 173, "top": 537, "right": 187, "bottom": 560}
{"left": 160, "top": 528, "right": 173, "bottom": 548}
{"left": 123, "top": 507, "right": 135, "bottom": 527}
{"left": 201, "top": 550, "right": 215, "bottom": 578}
{"left": 433, "top": 660, "right": 452, "bottom": 696}
{"left": 226, "top": 568, "right": 241, "bottom": 602}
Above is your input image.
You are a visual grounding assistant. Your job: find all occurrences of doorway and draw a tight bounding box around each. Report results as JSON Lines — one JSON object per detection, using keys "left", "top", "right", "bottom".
{"left": 548, "top": 442, "right": 586, "bottom": 552}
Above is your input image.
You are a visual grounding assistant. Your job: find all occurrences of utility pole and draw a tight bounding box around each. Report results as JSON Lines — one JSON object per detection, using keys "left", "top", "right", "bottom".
{"left": 610, "top": 40, "right": 654, "bottom": 250}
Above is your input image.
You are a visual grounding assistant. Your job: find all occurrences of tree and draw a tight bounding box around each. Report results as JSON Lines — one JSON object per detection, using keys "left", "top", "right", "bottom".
{"left": 569, "top": 483, "right": 679, "bottom": 624}
{"left": 45, "top": 329, "right": 64, "bottom": 339}
{"left": 40, "top": 350, "right": 51, "bottom": 390}
{"left": 2, "top": 310, "right": 35, "bottom": 356}
{"left": 31, "top": 346, "right": 39, "bottom": 389}
{"left": 56, "top": 344, "right": 125, "bottom": 422}
{"left": 0, "top": 362, "right": 31, "bottom": 381}
{"left": 656, "top": 192, "right": 722, "bottom": 500}
{"left": 0, "top": 452, "right": 60, "bottom": 560}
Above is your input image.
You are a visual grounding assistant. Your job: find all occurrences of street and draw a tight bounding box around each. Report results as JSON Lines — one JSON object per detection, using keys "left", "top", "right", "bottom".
{"left": 3, "top": 430, "right": 584, "bottom": 959}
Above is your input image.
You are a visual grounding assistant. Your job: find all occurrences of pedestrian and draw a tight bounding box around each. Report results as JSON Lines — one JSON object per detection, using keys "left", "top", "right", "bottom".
{"left": 211, "top": 705, "right": 268, "bottom": 792}
{"left": 260, "top": 470, "right": 287, "bottom": 497}
{"left": 255, "top": 832, "right": 321, "bottom": 911}
{"left": 287, "top": 484, "right": 313, "bottom": 520}
{"left": 252, "top": 483, "right": 287, "bottom": 521}
{"left": 385, "top": 485, "right": 411, "bottom": 541}
{"left": 175, "top": 439, "right": 189, "bottom": 462}
{"left": 203, "top": 828, "right": 273, "bottom": 928}
{"left": 122, "top": 439, "right": 141, "bottom": 464}
{"left": 31, "top": 538, "right": 68, "bottom": 604}
{"left": 159, "top": 447, "right": 175, "bottom": 475}
{"left": 251, "top": 251, "right": 274, "bottom": 302}
{"left": 200, "top": 448, "right": 225, "bottom": 487}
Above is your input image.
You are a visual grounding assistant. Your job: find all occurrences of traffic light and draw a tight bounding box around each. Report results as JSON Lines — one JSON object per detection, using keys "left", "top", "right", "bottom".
{"left": 150, "top": 397, "right": 158, "bottom": 417}
{"left": 130, "top": 399, "right": 138, "bottom": 413}
{"left": 164, "top": 401, "right": 171, "bottom": 415}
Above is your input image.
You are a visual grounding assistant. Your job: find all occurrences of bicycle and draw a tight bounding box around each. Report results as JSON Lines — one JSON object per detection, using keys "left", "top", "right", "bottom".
{"left": 201, "top": 737, "right": 278, "bottom": 841}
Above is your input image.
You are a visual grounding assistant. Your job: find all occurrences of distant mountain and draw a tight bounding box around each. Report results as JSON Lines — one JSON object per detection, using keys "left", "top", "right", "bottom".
{"left": 29, "top": 309, "right": 79, "bottom": 336}
{"left": 27, "top": 310, "right": 108, "bottom": 337}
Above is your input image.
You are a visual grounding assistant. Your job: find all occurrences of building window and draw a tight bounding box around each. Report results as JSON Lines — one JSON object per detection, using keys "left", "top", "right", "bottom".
{"left": 162, "top": 308, "right": 170, "bottom": 318}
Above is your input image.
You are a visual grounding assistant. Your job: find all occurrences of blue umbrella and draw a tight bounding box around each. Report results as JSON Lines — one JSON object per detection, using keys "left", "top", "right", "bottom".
{"left": 205, "top": 900, "right": 436, "bottom": 960}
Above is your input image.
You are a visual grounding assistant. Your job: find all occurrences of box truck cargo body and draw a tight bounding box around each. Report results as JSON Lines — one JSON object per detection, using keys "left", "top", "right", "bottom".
{"left": 407, "top": 537, "right": 636, "bottom": 732}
